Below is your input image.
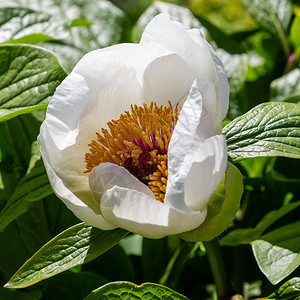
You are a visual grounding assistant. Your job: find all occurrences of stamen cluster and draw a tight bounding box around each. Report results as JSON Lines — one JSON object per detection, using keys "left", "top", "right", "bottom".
{"left": 85, "top": 101, "right": 178, "bottom": 202}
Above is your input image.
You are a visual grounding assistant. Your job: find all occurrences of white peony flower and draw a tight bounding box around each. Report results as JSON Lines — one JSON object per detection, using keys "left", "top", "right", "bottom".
{"left": 38, "top": 13, "right": 229, "bottom": 239}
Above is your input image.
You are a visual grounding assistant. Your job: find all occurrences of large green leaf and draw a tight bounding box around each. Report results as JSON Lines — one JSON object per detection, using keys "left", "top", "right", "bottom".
{"left": 252, "top": 221, "right": 300, "bottom": 284}
{"left": 239, "top": 0, "right": 291, "bottom": 56}
{"left": 267, "top": 277, "right": 300, "bottom": 300}
{"left": 223, "top": 102, "right": 300, "bottom": 162}
{"left": 5, "top": 223, "right": 128, "bottom": 288}
{"left": 0, "top": 142, "right": 53, "bottom": 232}
{"left": 83, "top": 282, "right": 189, "bottom": 300}
{"left": 270, "top": 69, "right": 300, "bottom": 103}
{"left": 179, "top": 162, "right": 243, "bottom": 242}
{"left": 0, "top": 1, "right": 130, "bottom": 72}
{"left": 220, "top": 201, "right": 300, "bottom": 246}
{"left": 0, "top": 44, "right": 66, "bottom": 122}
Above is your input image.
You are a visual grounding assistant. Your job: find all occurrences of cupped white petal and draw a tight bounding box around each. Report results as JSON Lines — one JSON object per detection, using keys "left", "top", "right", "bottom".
{"left": 165, "top": 135, "right": 227, "bottom": 213}
{"left": 183, "top": 134, "right": 227, "bottom": 211}
{"left": 205, "top": 43, "right": 229, "bottom": 121}
{"left": 89, "top": 162, "right": 155, "bottom": 200}
{"left": 40, "top": 152, "right": 115, "bottom": 230}
{"left": 100, "top": 186, "right": 207, "bottom": 239}
{"left": 167, "top": 80, "right": 203, "bottom": 180}
{"left": 141, "top": 13, "right": 229, "bottom": 123}
{"left": 74, "top": 43, "right": 174, "bottom": 90}
{"left": 142, "top": 52, "right": 196, "bottom": 106}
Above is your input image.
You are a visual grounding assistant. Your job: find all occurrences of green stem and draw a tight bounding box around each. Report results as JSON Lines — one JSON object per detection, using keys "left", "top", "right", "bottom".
{"left": 204, "top": 239, "right": 233, "bottom": 300}
{"left": 159, "top": 241, "right": 197, "bottom": 288}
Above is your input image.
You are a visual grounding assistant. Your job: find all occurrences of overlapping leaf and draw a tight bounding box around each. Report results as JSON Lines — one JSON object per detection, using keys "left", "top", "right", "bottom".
{"left": 0, "top": 0, "right": 130, "bottom": 71}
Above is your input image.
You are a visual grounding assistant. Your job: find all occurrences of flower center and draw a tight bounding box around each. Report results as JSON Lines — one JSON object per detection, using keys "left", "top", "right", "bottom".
{"left": 84, "top": 101, "right": 178, "bottom": 202}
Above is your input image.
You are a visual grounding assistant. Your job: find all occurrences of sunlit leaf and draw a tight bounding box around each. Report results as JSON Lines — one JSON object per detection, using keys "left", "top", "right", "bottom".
{"left": 0, "top": 1, "right": 130, "bottom": 71}
{"left": 0, "top": 44, "right": 66, "bottom": 122}
{"left": 5, "top": 223, "right": 128, "bottom": 288}
{"left": 223, "top": 102, "right": 300, "bottom": 161}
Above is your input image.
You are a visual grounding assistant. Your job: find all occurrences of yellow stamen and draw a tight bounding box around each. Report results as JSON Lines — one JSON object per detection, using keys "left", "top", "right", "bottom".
{"left": 84, "top": 101, "right": 178, "bottom": 202}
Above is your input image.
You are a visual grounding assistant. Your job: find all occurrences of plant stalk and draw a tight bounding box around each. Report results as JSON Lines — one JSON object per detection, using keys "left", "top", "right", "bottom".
{"left": 159, "top": 240, "right": 197, "bottom": 288}
{"left": 204, "top": 239, "right": 233, "bottom": 300}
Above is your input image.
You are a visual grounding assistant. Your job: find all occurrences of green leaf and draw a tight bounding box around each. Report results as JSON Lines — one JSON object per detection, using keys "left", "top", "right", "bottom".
{"left": 0, "top": 114, "right": 41, "bottom": 199}
{"left": 70, "top": 18, "right": 93, "bottom": 27}
{"left": 0, "top": 143, "right": 53, "bottom": 232}
{"left": 132, "top": 1, "right": 203, "bottom": 42}
{"left": 251, "top": 221, "right": 300, "bottom": 284}
{"left": 0, "top": 3, "right": 130, "bottom": 72}
{"left": 217, "top": 50, "right": 248, "bottom": 97}
{"left": 223, "top": 102, "right": 300, "bottom": 162}
{"left": 217, "top": 49, "right": 249, "bottom": 119}
{"left": 5, "top": 223, "right": 128, "bottom": 288}
{"left": 0, "top": 44, "right": 66, "bottom": 122}
{"left": 195, "top": 15, "right": 245, "bottom": 54}
{"left": 1, "top": 34, "right": 55, "bottom": 45}
{"left": 220, "top": 201, "right": 300, "bottom": 246}
{"left": 267, "top": 277, "right": 300, "bottom": 299}
{"left": 83, "top": 282, "right": 189, "bottom": 300}
{"left": 291, "top": 15, "right": 300, "bottom": 55}
{"left": 179, "top": 162, "right": 243, "bottom": 242}
{"left": 270, "top": 69, "right": 300, "bottom": 103}
{"left": 239, "top": 0, "right": 291, "bottom": 56}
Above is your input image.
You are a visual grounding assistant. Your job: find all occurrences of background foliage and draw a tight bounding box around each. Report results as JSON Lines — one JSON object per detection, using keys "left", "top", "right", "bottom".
{"left": 0, "top": 0, "right": 299, "bottom": 299}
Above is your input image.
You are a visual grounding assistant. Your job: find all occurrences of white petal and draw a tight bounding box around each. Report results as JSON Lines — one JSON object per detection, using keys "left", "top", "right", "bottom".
{"left": 205, "top": 43, "right": 229, "bottom": 121}
{"left": 195, "top": 81, "right": 222, "bottom": 139}
{"left": 167, "top": 80, "right": 203, "bottom": 179}
{"left": 165, "top": 135, "right": 227, "bottom": 212}
{"left": 40, "top": 152, "right": 115, "bottom": 230}
{"left": 141, "top": 14, "right": 219, "bottom": 95}
{"left": 100, "top": 186, "right": 207, "bottom": 238}
{"left": 141, "top": 13, "right": 228, "bottom": 123}
{"left": 89, "top": 162, "right": 155, "bottom": 200}
{"left": 74, "top": 43, "right": 174, "bottom": 91}
{"left": 184, "top": 135, "right": 228, "bottom": 211}
{"left": 142, "top": 52, "right": 196, "bottom": 106}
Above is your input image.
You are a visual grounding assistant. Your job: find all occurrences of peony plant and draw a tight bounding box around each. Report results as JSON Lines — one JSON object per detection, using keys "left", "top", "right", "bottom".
{"left": 38, "top": 13, "right": 230, "bottom": 238}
